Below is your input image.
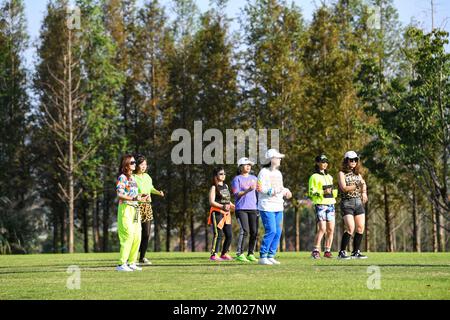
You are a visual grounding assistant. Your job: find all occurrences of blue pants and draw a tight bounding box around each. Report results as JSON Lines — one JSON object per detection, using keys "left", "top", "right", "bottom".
{"left": 259, "top": 211, "right": 283, "bottom": 258}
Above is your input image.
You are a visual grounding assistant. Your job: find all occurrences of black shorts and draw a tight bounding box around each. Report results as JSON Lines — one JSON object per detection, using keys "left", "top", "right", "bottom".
{"left": 340, "top": 198, "right": 365, "bottom": 216}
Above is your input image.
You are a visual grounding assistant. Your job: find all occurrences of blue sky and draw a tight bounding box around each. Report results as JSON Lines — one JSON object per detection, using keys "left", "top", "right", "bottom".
{"left": 22, "top": 0, "right": 450, "bottom": 68}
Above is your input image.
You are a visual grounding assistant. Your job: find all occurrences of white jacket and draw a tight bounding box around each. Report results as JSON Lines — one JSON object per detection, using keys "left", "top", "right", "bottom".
{"left": 257, "top": 168, "right": 287, "bottom": 212}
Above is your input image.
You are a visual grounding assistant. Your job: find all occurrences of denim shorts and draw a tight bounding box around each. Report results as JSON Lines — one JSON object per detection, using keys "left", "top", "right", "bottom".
{"left": 315, "top": 204, "right": 335, "bottom": 222}
{"left": 340, "top": 198, "right": 365, "bottom": 216}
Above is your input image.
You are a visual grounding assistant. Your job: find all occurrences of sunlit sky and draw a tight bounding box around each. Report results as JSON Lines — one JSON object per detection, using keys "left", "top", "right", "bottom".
{"left": 22, "top": 0, "right": 450, "bottom": 69}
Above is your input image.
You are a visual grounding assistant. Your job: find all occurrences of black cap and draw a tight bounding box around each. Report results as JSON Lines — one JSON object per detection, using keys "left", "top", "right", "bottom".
{"left": 315, "top": 154, "right": 328, "bottom": 163}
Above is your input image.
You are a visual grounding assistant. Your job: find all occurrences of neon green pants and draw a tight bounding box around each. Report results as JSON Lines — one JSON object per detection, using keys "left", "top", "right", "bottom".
{"left": 117, "top": 203, "right": 142, "bottom": 265}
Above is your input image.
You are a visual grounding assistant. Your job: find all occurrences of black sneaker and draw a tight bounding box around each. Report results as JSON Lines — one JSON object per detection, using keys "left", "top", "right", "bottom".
{"left": 337, "top": 250, "right": 351, "bottom": 260}
{"left": 351, "top": 250, "right": 368, "bottom": 259}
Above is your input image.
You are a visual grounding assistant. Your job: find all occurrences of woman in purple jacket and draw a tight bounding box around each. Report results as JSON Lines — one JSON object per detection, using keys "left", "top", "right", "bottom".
{"left": 231, "top": 157, "right": 259, "bottom": 262}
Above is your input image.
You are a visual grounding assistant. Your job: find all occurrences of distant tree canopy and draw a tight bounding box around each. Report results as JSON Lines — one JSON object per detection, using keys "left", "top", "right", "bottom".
{"left": 0, "top": 0, "right": 448, "bottom": 254}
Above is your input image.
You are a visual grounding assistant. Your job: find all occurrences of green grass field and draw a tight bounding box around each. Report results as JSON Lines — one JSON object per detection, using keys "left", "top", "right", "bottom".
{"left": 0, "top": 252, "right": 449, "bottom": 300}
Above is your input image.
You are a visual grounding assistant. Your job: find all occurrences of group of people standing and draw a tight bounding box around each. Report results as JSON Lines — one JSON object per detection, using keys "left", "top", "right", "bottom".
{"left": 208, "top": 148, "right": 292, "bottom": 265}
{"left": 114, "top": 148, "right": 368, "bottom": 271}
{"left": 115, "top": 154, "right": 164, "bottom": 272}
{"left": 308, "top": 151, "right": 368, "bottom": 260}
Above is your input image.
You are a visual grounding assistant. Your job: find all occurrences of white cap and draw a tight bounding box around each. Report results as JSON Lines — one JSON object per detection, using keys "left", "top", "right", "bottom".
{"left": 265, "top": 149, "right": 285, "bottom": 159}
{"left": 344, "top": 151, "right": 358, "bottom": 159}
{"left": 237, "top": 157, "right": 255, "bottom": 167}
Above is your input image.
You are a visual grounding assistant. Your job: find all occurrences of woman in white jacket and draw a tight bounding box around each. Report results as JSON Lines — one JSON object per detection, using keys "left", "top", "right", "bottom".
{"left": 256, "top": 149, "right": 292, "bottom": 265}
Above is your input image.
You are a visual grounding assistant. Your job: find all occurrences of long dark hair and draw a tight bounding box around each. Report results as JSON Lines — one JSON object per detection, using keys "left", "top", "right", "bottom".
{"left": 341, "top": 158, "right": 360, "bottom": 174}
{"left": 212, "top": 166, "right": 225, "bottom": 191}
{"left": 118, "top": 154, "right": 134, "bottom": 179}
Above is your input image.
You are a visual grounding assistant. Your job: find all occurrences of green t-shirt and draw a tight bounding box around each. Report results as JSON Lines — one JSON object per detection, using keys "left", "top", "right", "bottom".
{"left": 133, "top": 173, "right": 158, "bottom": 202}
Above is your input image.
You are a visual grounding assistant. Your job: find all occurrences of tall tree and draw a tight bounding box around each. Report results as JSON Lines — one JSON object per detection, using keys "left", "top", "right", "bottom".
{"left": 0, "top": 0, "right": 34, "bottom": 252}
{"left": 166, "top": 0, "right": 199, "bottom": 251}
{"left": 76, "top": 0, "right": 125, "bottom": 252}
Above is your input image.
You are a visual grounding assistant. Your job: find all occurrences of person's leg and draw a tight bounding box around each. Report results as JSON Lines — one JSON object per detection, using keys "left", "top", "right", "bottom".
{"left": 139, "top": 220, "right": 151, "bottom": 261}
{"left": 268, "top": 211, "right": 283, "bottom": 258}
{"left": 236, "top": 211, "right": 249, "bottom": 256}
{"left": 353, "top": 213, "right": 366, "bottom": 253}
{"left": 118, "top": 204, "right": 134, "bottom": 265}
{"left": 325, "top": 205, "right": 336, "bottom": 253}
{"left": 314, "top": 222, "right": 326, "bottom": 251}
{"left": 340, "top": 214, "right": 355, "bottom": 251}
{"left": 248, "top": 211, "right": 259, "bottom": 255}
{"left": 211, "top": 212, "right": 223, "bottom": 255}
{"left": 129, "top": 216, "right": 142, "bottom": 265}
{"left": 221, "top": 223, "right": 233, "bottom": 256}
{"left": 313, "top": 205, "right": 327, "bottom": 253}
{"left": 259, "top": 211, "right": 276, "bottom": 258}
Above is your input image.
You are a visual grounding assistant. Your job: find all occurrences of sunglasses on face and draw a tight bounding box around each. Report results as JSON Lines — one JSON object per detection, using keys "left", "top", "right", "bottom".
{"left": 130, "top": 161, "right": 136, "bottom": 165}
{"left": 218, "top": 173, "right": 226, "bottom": 176}
{"left": 348, "top": 158, "right": 359, "bottom": 163}
{"left": 320, "top": 160, "right": 329, "bottom": 164}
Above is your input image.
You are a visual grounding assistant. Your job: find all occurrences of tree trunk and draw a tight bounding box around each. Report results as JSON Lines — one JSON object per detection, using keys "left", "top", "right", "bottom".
{"left": 295, "top": 206, "right": 300, "bottom": 252}
{"left": 431, "top": 204, "right": 438, "bottom": 252}
{"left": 61, "top": 210, "right": 67, "bottom": 253}
{"left": 68, "top": 30, "right": 75, "bottom": 254}
{"left": 179, "top": 225, "right": 186, "bottom": 252}
{"left": 364, "top": 175, "right": 370, "bottom": 252}
{"left": 83, "top": 203, "right": 89, "bottom": 253}
{"left": 53, "top": 210, "right": 58, "bottom": 253}
{"left": 435, "top": 201, "right": 445, "bottom": 252}
{"left": 92, "top": 199, "right": 100, "bottom": 252}
{"left": 384, "top": 184, "right": 394, "bottom": 252}
{"left": 102, "top": 189, "right": 110, "bottom": 252}
{"left": 204, "top": 216, "right": 209, "bottom": 252}
{"left": 190, "top": 211, "right": 195, "bottom": 252}
{"left": 412, "top": 186, "right": 421, "bottom": 252}
{"left": 153, "top": 219, "right": 160, "bottom": 252}
{"left": 180, "top": 167, "right": 188, "bottom": 252}
{"left": 280, "top": 215, "right": 286, "bottom": 252}
{"left": 166, "top": 167, "right": 172, "bottom": 252}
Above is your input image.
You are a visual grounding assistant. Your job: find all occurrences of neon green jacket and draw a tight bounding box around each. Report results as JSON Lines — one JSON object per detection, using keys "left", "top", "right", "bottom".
{"left": 308, "top": 172, "right": 337, "bottom": 205}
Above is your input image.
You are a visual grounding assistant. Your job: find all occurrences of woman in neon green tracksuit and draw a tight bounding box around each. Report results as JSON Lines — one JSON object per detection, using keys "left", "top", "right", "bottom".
{"left": 308, "top": 154, "right": 338, "bottom": 259}
{"left": 115, "top": 154, "right": 149, "bottom": 272}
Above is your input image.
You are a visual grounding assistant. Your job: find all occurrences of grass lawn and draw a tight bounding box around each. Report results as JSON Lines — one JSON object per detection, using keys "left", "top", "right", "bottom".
{"left": 0, "top": 252, "right": 449, "bottom": 300}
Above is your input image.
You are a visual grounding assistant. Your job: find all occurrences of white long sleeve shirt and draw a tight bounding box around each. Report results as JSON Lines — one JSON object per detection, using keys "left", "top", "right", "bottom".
{"left": 257, "top": 167, "right": 287, "bottom": 212}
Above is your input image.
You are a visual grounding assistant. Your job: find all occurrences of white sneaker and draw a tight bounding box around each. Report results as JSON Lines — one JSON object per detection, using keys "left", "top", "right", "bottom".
{"left": 268, "top": 258, "right": 281, "bottom": 265}
{"left": 258, "top": 258, "right": 273, "bottom": 265}
{"left": 128, "top": 263, "right": 142, "bottom": 271}
{"left": 116, "top": 264, "right": 133, "bottom": 272}
{"left": 139, "top": 258, "right": 152, "bottom": 265}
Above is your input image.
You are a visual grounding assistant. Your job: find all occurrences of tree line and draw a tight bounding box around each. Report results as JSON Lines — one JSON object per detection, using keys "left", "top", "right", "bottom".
{"left": 0, "top": 0, "right": 448, "bottom": 254}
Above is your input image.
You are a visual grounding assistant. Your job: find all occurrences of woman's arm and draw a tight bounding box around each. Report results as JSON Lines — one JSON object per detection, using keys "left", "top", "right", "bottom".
{"left": 360, "top": 175, "right": 368, "bottom": 203}
{"left": 151, "top": 188, "right": 164, "bottom": 197}
{"left": 338, "top": 172, "right": 357, "bottom": 193}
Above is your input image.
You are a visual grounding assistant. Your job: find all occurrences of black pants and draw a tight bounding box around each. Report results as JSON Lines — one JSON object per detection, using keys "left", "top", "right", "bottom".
{"left": 211, "top": 211, "right": 232, "bottom": 256}
{"left": 139, "top": 220, "right": 151, "bottom": 260}
{"left": 236, "top": 210, "right": 259, "bottom": 255}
